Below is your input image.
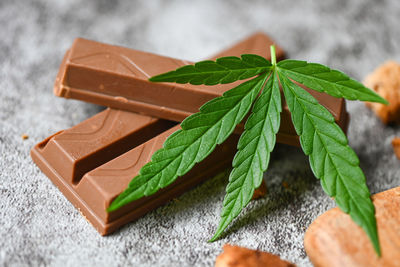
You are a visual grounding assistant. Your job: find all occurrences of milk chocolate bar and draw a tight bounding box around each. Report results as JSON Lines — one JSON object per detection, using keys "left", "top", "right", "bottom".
{"left": 54, "top": 34, "right": 285, "bottom": 122}
{"left": 54, "top": 35, "right": 349, "bottom": 146}
{"left": 31, "top": 109, "right": 174, "bottom": 185}
{"left": 31, "top": 113, "right": 238, "bottom": 235}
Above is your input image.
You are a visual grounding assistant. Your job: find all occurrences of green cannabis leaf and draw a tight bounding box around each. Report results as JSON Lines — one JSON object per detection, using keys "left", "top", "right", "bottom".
{"left": 149, "top": 54, "right": 271, "bottom": 85}
{"left": 107, "top": 73, "right": 269, "bottom": 212}
{"left": 278, "top": 73, "right": 380, "bottom": 255}
{"left": 110, "top": 45, "right": 386, "bottom": 255}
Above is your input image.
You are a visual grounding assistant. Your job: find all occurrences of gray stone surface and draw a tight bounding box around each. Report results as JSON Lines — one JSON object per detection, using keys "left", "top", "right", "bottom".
{"left": 1, "top": 0, "right": 399, "bottom": 266}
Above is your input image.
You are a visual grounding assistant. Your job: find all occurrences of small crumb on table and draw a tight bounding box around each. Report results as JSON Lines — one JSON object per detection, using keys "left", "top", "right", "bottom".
{"left": 252, "top": 180, "right": 267, "bottom": 200}
{"left": 21, "top": 134, "right": 29, "bottom": 140}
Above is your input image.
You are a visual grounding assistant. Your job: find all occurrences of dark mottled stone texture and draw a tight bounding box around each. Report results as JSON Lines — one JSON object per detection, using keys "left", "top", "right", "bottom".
{"left": 1, "top": 0, "right": 400, "bottom": 266}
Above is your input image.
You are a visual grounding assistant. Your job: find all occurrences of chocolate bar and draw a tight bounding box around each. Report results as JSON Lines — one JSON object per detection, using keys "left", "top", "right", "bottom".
{"left": 32, "top": 33, "right": 275, "bottom": 234}
{"left": 54, "top": 35, "right": 348, "bottom": 146}
{"left": 54, "top": 34, "right": 284, "bottom": 122}
{"left": 31, "top": 109, "right": 175, "bottom": 185}
{"left": 31, "top": 117, "right": 238, "bottom": 235}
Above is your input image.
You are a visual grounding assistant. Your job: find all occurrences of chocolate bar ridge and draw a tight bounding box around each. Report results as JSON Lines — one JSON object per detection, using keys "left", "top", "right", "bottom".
{"left": 54, "top": 35, "right": 349, "bottom": 146}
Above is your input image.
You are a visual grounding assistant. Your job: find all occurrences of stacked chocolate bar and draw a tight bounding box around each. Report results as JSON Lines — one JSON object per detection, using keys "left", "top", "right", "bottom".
{"left": 31, "top": 33, "right": 349, "bottom": 235}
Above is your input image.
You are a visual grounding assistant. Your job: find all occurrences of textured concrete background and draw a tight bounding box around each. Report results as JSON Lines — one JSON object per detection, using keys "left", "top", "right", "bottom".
{"left": 1, "top": 0, "right": 400, "bottom": 266}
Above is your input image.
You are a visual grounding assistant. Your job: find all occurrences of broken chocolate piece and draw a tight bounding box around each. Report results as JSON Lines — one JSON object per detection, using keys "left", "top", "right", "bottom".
{"left": 364, "top": 61, "right": 400, "bottom": 124}
{"left": 54, "top": 36, "right": 349, "bottom": 147}
{"left": 215, "top": 244, "right": 295, "bottom": 267}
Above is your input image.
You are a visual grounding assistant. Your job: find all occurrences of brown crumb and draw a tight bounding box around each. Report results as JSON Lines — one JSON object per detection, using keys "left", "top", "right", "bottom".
{"left": 21, "top": 134, "right": 29, "bottom": 140}
{"left": 215, "top": 244, "right": 295, "bottom": 267}
{"left": 282, "top": 181, "right": 289, "bottom": 189}
{"left": 392, "top": 137, "right": 400, "bottom": 159}
{"left": 252, "top": 180, "right": 267, "bottom": 200}
{"left": 364, "top": 61, "right": 400, "bottom": 124}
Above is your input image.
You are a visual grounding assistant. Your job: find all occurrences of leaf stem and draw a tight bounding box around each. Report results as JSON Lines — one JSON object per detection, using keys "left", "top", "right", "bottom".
{"left": 270, "top": 45, "right": 276, "bottom": 65}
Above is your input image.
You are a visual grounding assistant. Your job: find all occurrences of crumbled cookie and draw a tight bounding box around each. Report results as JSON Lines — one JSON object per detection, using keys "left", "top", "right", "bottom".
{"left": 252, "top": 180, "right": 267, "bottom": 200}
{"left": 304, "top": 187, "right": 400, "bottom": 267}
{"left": 364, "top": 61, "right": 400, "bottom": 124}
{"left": 392, "top": 137, "right": 400, "bottom": 159}
{"left": 215, "top": 244, "right": 295, "bottom": 267}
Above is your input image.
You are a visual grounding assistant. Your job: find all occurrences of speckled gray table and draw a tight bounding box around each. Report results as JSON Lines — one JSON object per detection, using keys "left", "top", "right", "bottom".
{"left": 1, "top": 0, "right": 400, "bottom": 266}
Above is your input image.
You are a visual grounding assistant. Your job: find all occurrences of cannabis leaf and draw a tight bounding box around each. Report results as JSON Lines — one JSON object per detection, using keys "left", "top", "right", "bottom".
{"left": 109, "top": 45, "right": 385, "bottom": 255}
{"left": 107, "top": 73, "right": 269, "bottom": 212}
{"left": 209, "top": 69, "right": 281, "bottom": 242}
{"left": 278, "top": 60, "right": 388, "bottom": 104}
{"left": 278, "top": 73, "right": 380, "bottom": 255}
{"left": 149, "top": 54, "right": 271, "bottom": 85}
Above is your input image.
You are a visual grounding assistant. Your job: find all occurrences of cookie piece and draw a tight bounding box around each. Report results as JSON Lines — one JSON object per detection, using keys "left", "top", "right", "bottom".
{"left": 304, "top": 187, "right": 400, "bottom": 267}
{"left": 215, "top": 244, "right": 295, "bottom": 267}
{"left": 392, "top": 137, "right": 400, "bottom": 159}
{"left": 364, "top": 61, "right": 400, "bottom": 124}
